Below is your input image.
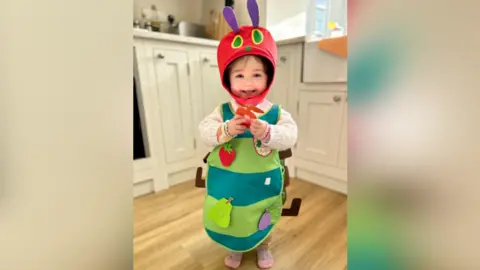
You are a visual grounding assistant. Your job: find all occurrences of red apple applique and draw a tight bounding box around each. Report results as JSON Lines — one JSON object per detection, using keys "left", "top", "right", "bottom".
{"left": 219, "top": 142, "right": 235, "bottom": 167}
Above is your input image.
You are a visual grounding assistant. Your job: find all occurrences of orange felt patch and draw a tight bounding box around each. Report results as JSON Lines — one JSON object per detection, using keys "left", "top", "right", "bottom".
{"left": 317, "top": 35, "right": 347, "bottom": 57}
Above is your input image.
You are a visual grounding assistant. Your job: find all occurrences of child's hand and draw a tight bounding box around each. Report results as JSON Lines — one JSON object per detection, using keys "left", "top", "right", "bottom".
{"left": 250, "top": 119, "right": 268, "bottom": 139}
{"left": 227, "top": 115, "right": 248, "bottom": 136}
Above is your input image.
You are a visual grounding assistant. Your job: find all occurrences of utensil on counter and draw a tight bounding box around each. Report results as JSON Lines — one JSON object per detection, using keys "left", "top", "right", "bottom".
{"left": 178, "top": 21, "right": 206, "bottom": 38}
{"left": 166, "top": 15, "right": 179, "bottom": 34}
{"left": 144, "top": 21, "right": 152, "bottom": 31}
{"left": 149, "top": 5, "right": 169, "bottom": 32}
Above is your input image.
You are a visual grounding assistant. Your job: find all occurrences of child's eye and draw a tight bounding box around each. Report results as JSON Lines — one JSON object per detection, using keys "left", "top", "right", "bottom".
{"left": 235, "top": 74, "right": 244, "bottom": 78}
{"left": 253, "top": 73, "right": 263, "bottom": 78}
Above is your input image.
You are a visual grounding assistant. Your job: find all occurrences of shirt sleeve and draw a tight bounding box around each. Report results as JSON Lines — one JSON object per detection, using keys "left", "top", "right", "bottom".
{"left": 262, "top": 108, "right": 298, "bottom": 151}
{"left": 198, "top": 106, "right": 233, "bottom": 147}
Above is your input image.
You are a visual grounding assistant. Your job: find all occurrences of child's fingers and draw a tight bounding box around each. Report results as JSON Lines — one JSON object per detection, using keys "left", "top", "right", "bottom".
{"left": 250, "top": 121, "right": 260, "bottom": 129}
{"left": 233, "top": 119, "right": 246, "bottom": 126}
{"left": 232, "top": 115, "right": 243, "bottom": 120}
{"left": 234, "top": 123, "right": 246, "bottom": 130}
{"left": 234, "top": 127, "right": 245, "bottom": 134}
{"left": 232, "top": 115, "right": 244, "bottom": 121}
{"left": 236, "top": 118, "right": 249, "bottom": 125}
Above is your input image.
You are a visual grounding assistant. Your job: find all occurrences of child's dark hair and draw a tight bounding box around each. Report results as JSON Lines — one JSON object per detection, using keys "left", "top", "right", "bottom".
{"left": 223, "top": 55, "right": 274, "bottom": 90}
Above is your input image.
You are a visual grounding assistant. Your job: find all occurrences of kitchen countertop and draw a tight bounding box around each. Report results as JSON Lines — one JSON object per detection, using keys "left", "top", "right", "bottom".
{"left": 133, "top": 29, "right": 220, "bottom": 47}
{"left": 275, "top": 36, "right": 306, "bottom": 45}
{"left": 133, "top": 28, "right": 305, "bottom": 47}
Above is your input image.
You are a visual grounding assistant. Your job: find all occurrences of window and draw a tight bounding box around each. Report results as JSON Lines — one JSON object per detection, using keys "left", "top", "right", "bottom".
{"left": 311, "top": 0, "right": 347, "bottom": 38}
{"left": 314, "top": 0, "right": 328, "bottom": 36}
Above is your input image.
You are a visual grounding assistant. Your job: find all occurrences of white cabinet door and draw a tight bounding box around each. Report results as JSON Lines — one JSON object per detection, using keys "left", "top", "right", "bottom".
{"left": 268, "top": 46, "right": 297, "bottom": 108}
{"left": 152, "top": 48, "right": 196, "bottom": 164}
{"left": 296, "top": 91, "right": 346, "bottom": 167}
{"left": 337, "top": 97, "right": 347, "bottom": 170}
{"left": 302, "top": 42, "right": 347, "bottom": 83}
{"left": 268, "top": 49, "right": 289, "bottom": 107}
{"left": 199, "top": 52, "right": 230, "bottom": 115}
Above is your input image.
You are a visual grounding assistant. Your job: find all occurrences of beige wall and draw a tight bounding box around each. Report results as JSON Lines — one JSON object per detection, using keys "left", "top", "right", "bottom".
{"left": 265, "top": 0, "right": 310, "bottom": 40}
{"left": 201, "top": 0, "right": 266, "bottom": 27}
{"left": 133, "top": 0, "right": 204, "bottom": 23}
{"left": 133, "top": 0, "right": 266, "bottom": 27}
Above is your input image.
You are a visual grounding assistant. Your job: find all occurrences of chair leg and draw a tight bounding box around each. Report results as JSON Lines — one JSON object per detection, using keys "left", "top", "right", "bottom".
{"left": 203, "top": 152, "right": 210, "bottom": 164}
{"left": 279, "top": 148, "right": 292, "bottom": 160}
{"left": 281, "top": 198, "right": 302, "bottom": 216}
{"left": 195, "top": 167, "right": 205, "bottom": 188}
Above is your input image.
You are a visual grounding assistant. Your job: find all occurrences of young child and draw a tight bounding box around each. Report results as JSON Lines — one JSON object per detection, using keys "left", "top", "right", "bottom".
{"left": 198, "top": 1, "right": 297, "bottom": 269}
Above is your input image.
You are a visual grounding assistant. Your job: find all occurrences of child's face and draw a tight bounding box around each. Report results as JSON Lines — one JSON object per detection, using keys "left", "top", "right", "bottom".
{"left": 228, "top": 56, "right": 268, "bottom": 99}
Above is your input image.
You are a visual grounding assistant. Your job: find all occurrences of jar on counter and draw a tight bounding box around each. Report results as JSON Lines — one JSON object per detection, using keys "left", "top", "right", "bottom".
{"left": 144, "top": 21, "right": 152, "bottom": 31}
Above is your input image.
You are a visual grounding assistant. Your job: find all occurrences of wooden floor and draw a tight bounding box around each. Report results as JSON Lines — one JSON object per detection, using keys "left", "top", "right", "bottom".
{"left": 134, "top": 178, "right": 347, "bottom": 270}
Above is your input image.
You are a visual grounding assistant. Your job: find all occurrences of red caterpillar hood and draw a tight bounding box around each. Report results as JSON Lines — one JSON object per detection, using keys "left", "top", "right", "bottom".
{"left": 217, "top": 0, "right": 277, "bottom": 106}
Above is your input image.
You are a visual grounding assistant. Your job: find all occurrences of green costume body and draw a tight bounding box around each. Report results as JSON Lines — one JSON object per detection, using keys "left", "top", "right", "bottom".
{"left": 203, "top": 102, "right": 284, "bottom": 252}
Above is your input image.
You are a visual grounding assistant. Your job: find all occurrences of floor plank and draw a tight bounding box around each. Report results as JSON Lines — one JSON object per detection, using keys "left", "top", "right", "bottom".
{"left": 134, "top": 179, "right": 347, "bottom": 269}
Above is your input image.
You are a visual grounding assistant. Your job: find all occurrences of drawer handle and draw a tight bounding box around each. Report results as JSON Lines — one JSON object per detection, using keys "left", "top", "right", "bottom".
{"left": 333, "top": 96, "right": 341, "bottom": 102}
{"left": 280, "top": 56, "right": 287, "bottom": 63}
{"left": 203, "top": 57, "right": 209, "bottom": 63}
{"left": 157, "top": 53, "right": 165, "bottom": 59}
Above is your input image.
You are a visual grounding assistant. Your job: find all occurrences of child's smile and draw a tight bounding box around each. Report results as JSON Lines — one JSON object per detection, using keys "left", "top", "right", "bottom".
{"left": 239, "top": 89, "right": 259, "bottom": 97}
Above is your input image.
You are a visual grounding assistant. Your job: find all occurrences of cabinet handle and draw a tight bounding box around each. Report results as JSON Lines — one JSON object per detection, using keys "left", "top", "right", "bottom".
{"left": 157, "top": 53, "right": 165, "bottom": 59}
{"left": 333, "top": 95, "right": 341, "bottom": 102}
{"left": 203, "top": 57, "right": 209, "bottom": 63}
{"left": 280, "top": 56, "right": 287, "bottom": 63}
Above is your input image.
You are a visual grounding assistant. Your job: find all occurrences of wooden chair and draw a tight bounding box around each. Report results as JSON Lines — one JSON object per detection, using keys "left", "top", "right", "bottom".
{"left": 194, "top": 148, "right": 302, "bottom": 216}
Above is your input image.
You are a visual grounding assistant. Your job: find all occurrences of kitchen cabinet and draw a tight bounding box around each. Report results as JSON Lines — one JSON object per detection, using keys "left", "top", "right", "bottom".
{"left": 133, "top": 35, "right": 219, "bottom": 197}
{"left": 151, "top": 48, "right": 196, "bottom": 163}
{"left": 268, "top": 48, "right": 290, "bottom": 107}
{"left": 199, "top": 52, "right": 230, "bottom": 117}
{"left": 296, "top": 91, "right": 345, "bottom": 167}
{"left": 294, "top": 83, "right": 347, "bottom": 194}
{"left": 302, "top": 41, "right": 347, "bottom": 83}
{"left": 337, "top": 98, "right": 347, "bottom": 170}
{"left": 268, "top": 43, "right": 302, "bottom": 113}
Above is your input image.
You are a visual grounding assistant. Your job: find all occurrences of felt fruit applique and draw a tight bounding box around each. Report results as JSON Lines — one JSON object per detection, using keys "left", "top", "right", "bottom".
{"left": 208, "top": 197, "right": 234, "bottom": 228}
{"left": 258, "top": 208, "right": 271, "bottom": 230}
{"left": 253, "top": 138, "right": 272, "bottom": 157}
{"left": 219, "top": 142, "right": 235, "bottom": 166}
{"left": 235, "top": 106, "right": 264, "bottom": 128}
{"left": 258, "top": 201, "right": 283, "bottom": 231}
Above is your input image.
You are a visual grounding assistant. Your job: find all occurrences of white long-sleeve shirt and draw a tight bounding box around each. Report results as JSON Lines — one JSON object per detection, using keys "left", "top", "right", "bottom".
{"left": 198, "top": 99, "right": 298, "bottom": 151}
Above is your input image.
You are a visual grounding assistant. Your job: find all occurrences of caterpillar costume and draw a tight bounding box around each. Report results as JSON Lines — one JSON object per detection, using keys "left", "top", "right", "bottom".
{"left": 194, "top": 0, "right": 302, "bottom": 253}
